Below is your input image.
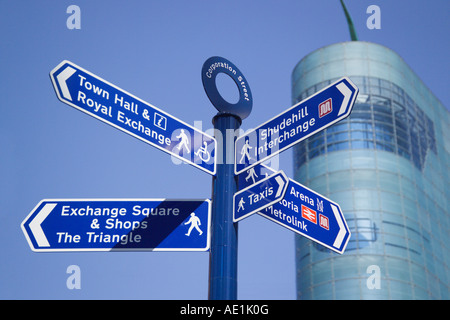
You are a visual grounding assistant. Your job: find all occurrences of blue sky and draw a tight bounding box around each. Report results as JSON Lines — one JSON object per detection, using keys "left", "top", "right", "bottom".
{"left": 1, "top": 1, "right": 448, "bottom": 299}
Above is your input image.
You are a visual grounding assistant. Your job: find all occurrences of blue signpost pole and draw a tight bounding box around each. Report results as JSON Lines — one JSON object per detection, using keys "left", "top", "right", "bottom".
{"left": 208, "top": 113, "right": 241, "bottom": 300}
{"left": 202, "top": 56, "right": 252, "bottom": 300}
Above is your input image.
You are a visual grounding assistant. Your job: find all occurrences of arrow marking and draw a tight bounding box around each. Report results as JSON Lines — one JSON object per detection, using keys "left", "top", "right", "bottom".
{"left": 29, "top": 203, "right": 56, "bottom": 247}
{"left": 56, "top": 66, "right": 77, "bottom": 101}
{"left": 275, "top": 175, "right": 286, "bottom": 198}
{"left": 336, "top": 82, "right": 352, "bottom": 116}
{"left": 331, "top": 204, "right": 346, "bottom": 249}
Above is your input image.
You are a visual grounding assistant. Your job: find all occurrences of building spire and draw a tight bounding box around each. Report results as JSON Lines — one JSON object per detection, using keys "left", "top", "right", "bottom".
{"left": 340, "top": 0, "right": 358, "bottom": 41}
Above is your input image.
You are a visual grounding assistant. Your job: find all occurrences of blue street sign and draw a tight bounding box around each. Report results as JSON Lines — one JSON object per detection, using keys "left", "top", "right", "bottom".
{"left": 260, "top": 179, "right": 351, "bottom": 254}
{"left": 237, "top": 164, "right": 351, "bottom": 254}
{"left": 50, "top": 60, "right": 217, "bottom": 175}
{"left": 235, "top": 77, "right": 358, "bottom": 175}
{"left": 233, "top": 171, "right": 288, "bottom": 222}
{"left": 21, "top": 199, "right": 211, "bottom": 252}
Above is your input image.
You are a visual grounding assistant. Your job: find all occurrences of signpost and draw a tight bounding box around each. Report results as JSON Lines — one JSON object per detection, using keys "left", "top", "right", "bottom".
{"left": 235, "top": 77, "right": 359, "bottom": 175}
{"left": 21, "top": 57, "right": 358, "bottom": 299}
{"left": 21, "top": 199, "right": 211, "bottom": 252}
{"left": 203, "top": 57, "right": 253, "bottom": 300}
{"left": 50, "top": 60, "right": 217, "bottom": 175}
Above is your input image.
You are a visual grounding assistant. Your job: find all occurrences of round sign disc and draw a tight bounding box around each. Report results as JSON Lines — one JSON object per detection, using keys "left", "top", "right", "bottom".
{"left": 202, "top": 56, "right": 252, "bottom": 120}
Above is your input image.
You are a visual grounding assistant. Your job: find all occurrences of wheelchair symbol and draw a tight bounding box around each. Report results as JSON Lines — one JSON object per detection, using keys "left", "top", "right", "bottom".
{"left": 194, "top": 141, "right": 211, "bottom": 163}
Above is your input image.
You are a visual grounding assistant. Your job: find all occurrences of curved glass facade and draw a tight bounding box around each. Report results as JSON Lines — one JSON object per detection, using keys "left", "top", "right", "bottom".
{"left": 292, "top": 42, "right": 449, "bottom": 299}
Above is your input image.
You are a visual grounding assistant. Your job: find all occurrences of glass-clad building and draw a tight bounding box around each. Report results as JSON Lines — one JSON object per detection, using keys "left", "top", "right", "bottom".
{"left": 292, "top": 42, "right": 449, "bottom": 299}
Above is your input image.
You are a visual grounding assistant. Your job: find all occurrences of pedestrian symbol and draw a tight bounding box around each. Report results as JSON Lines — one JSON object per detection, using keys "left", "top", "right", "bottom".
{"left": 185, "top": 212, "right": 203, "bottom": 236}
{"left": 245, "top": 168, "right": 258, "bottom": 185}
{"left": 237, "top": 198, "right": 246, "bottom": 212}
{"left": 239, "top": 138, "right": 252, "bottom": 164}
{"left": 176, "top": 129, "right": 190, "bottom": 154}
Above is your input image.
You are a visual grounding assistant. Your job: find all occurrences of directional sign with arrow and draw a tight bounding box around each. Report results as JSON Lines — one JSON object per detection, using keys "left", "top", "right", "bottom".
{"left": 21, "top": 199, "right": 211, "bottom": 252}
{"left": 235, "top": 77, "right": 358, "bottom": 174}
{"left": 50, "top": 60, "right": 217, "bottom": 175}
{"left": 233, "top": 170, "right": 288, "bottom": 222}
{"left": 259, "top": 179, "right": 351, "bottom": 254}
{"left": 238, "top": 164, "right": 350, "bottom": 254}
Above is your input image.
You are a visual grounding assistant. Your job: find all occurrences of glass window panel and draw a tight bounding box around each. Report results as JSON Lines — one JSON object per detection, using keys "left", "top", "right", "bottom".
{"left": 308, "top": 176, "right": 328, "bottom": 193}
{"left": 374, "top": 112, "right": 393, "bottom": 124}
{"left": 298, "top": 269, "right": 312, "bottom": 289}
{"left": 327, "top": 141, "right": 349, "bottom": 152}
{"left": 351, "top": 140, "right": 375, "bottom": 149}
{"left": 351, "top": 112, "right": 372, "bottom": 120}
{"left": 380, "top": 191, "right": 402, "bottom": 213}
{"left": 353, "top": 103, "right": 371, "bottom": 112}
{"left": 350, "top": 76, "right": 365, "bottom": 88}
{"left": 327, "top": 191, "right": 352, "bottom": 211}
{"left": 408, "top": 239, "right": 422, "bottom": 256}
{"left": 327, "top": 131, "right": 349, "bottom": 143}
{"left": 397, "top": 137, "right": 409, "bottom": 150}
{"left": 374, "top": 102, "right": 392, "bottom": 115}
{"left": 410, "top": 263, "right": 427, "bottom": 287}
{"left": 385, "top": 243, "right": 409, "bottom": 257}
{"left": 334, "top": 279, "right": 361, "bottom": 299}
{"left": 398, "top": 147, "right": 411, "bottom": 159}
{"left": 375, "top": 132, "right": 394, "bottom": 143}
{"left": 371, "top": 95, "right": 389, "bottom": 104}
{"left": 375, "top": 122, "right": 394, "bottom": 134}
{"left": 328, "top": 172, "right": 352, "bottom": 192}
{"left": 295, "top": 141, "right": 307, "bottom": 155}
{"left": 334, "top": 257, "right": 359, "bottom": 279}
{"left": 402, "top": 197, "right": 417, "bottom": 217}
{"left": 380, "top": 78, "right": 391, "bottom": 89}
{"left": 311, "top": 260, "right": 331, "bottom": 284}
{"left": 353, "top": 170, "right": 377, "bottom": 189}
{"left": 369, "top": 77, "right": 381, "bottom": 87}
{"left": 389, "top": 280, "right": 413, "bottom": 299}
{"left": 309, "top": 136, "right": 325, "bottom": 149}
{"left": 307, "top": 157, "right": 328, "bottom": 177}
{"left": 351, "top": 130, "right": 373, "bottom": 140}
{"left": 395, "top": 118, "right": 408, "bottom": 131}
{"left": 346, "top": 59, "right": 369, "bottom": 75}
{"left": 393, "top": 92, "right": 405, "bottom": 105}
{"left": 376, "top": 142, "right": 395, "bottom": 152}
{"left": 384, "top": 232, "right": 407, "bottom": 246}
{"left": 326, "top": 152, "right": 352, "bottom": 171}
{"left": 309, "top": 146, "right": 325, "bottom": 159}
{"left": 356, "top": 94, "right": 370, "bottom": 104}
{"left": 351, "top": 122, "right": 373, "bottom": 131}
{"left": 312, "top": 283, "right": 334, "bottom": 299}
{"left": 326, "top": 61, "right": 346, "bottom": 76}
{"left": 400, "top": 177, "right": 416, "bottom": 200}
{"left": 354, "top": 190, "right": 379, "bottom": 210}
{"left": 378, "top": 171, "right": 400, "bottom": 193}
{"left": 383, "top": 220, "right": 406, "bottom": 236}
{"left": 386, "top": 258, "right": 411, "bottom": 282}
{"left": 376, "top": 152, "right": 399, "bottom": 170}
{"left": 380, "top": 87, "right": 391, "bottom": 98}
{"left": 326, "top": 122, "right": 348, "bottom": 133}
{"left": 370, "top": 85, "right": 381, "bottom": 96}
